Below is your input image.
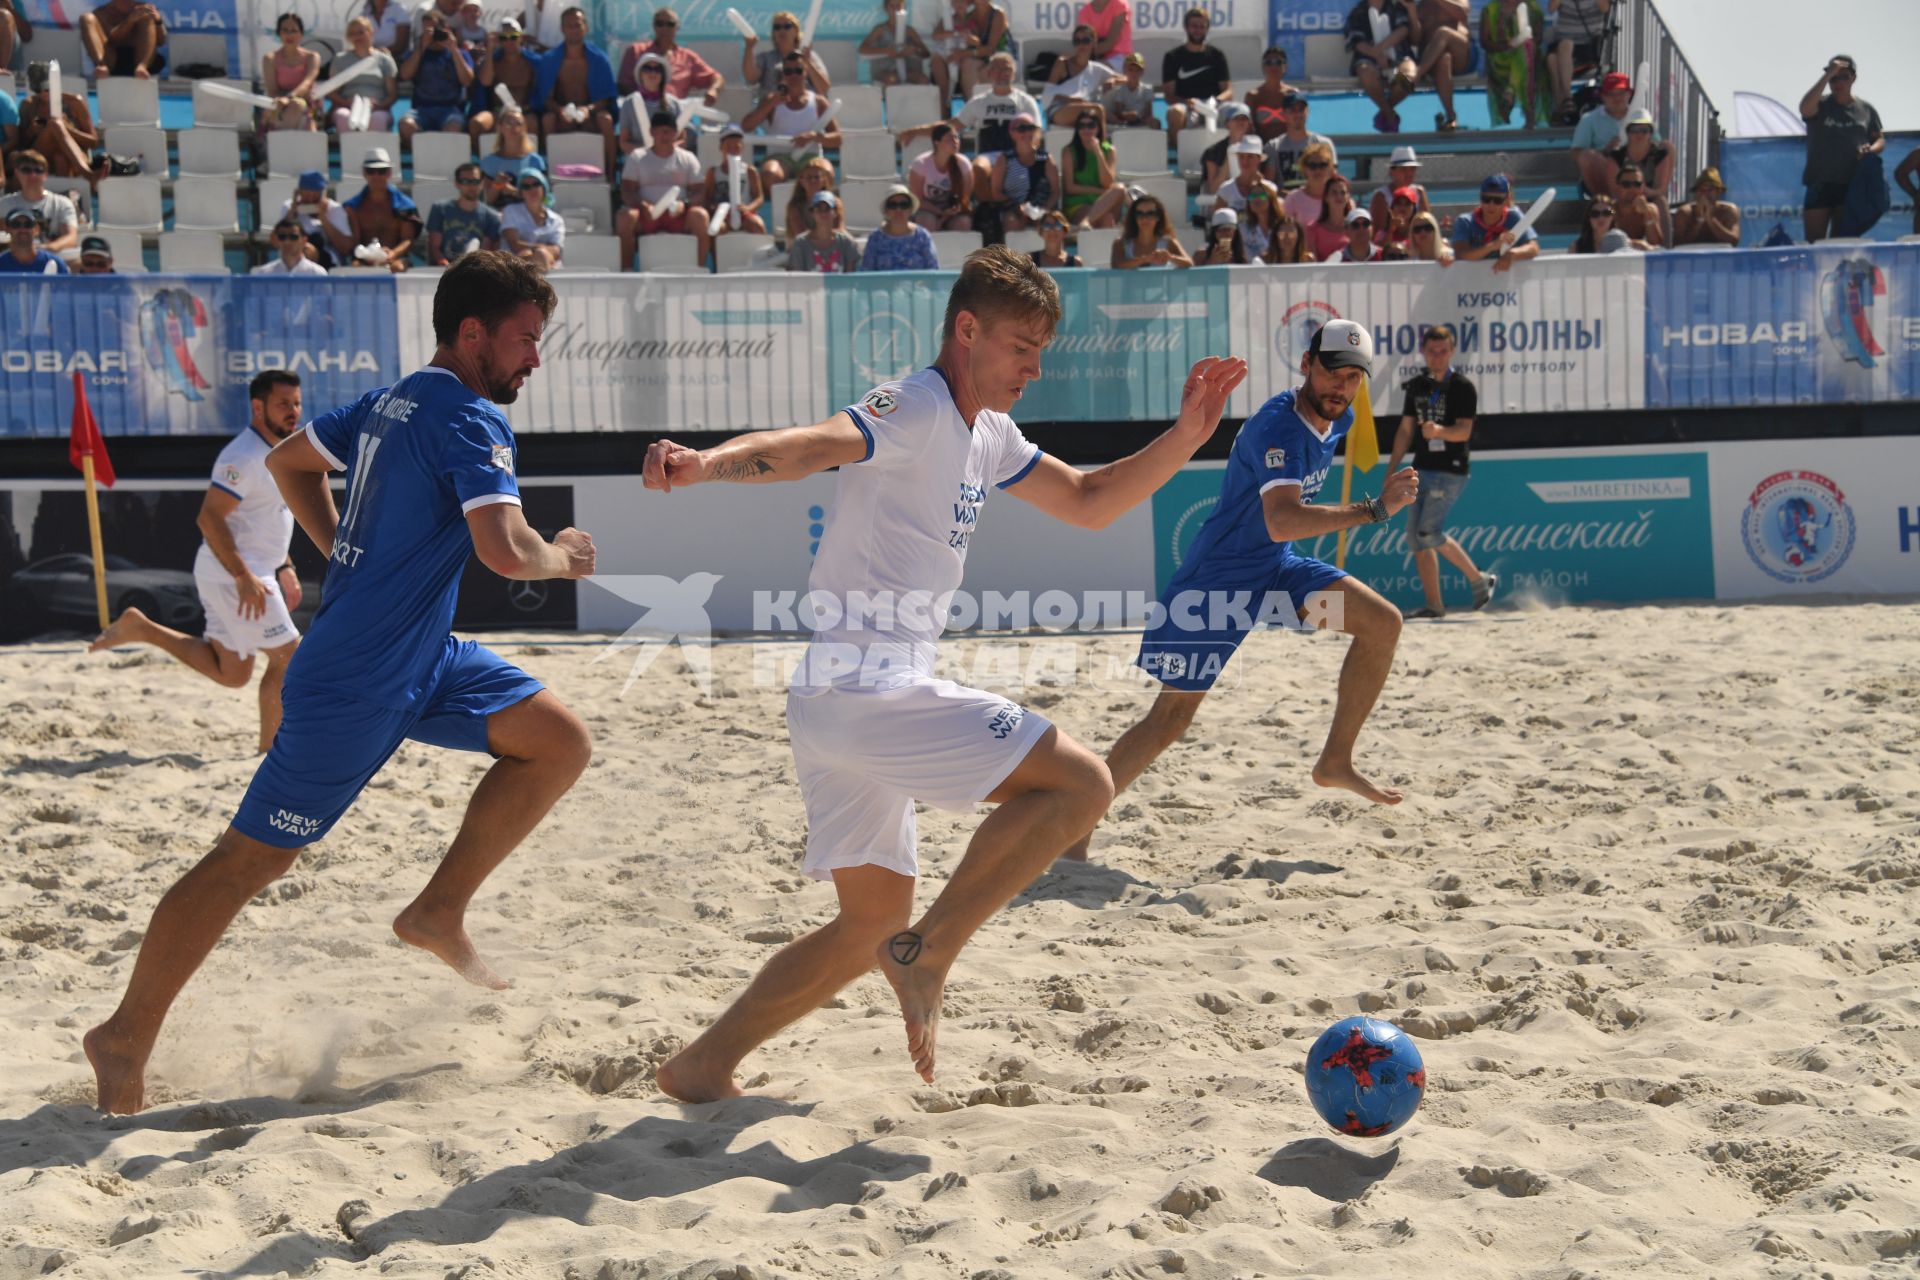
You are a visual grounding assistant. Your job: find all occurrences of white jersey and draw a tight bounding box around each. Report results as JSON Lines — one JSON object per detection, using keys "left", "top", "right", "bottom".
{"left": 195, "top": 426, "right": 296, "bottom": 580}
{"left": 794, "top": 366, "right": 1042, "bottom": 693}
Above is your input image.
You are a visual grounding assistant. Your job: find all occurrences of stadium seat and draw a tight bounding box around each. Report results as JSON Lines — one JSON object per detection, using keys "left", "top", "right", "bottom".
{"left": 158, "top": 230, "right": 228, "bottom": 272}
{"left": 412, "top": 132, "right": 475, "bottom": 180}
{"left": 562, "top": 234, "right": 624, "bottom": 270}
{"left": 1112, "top": 128, "right": 1169, "bottom": 179}
{"left": 1303, "top": 34, "right": 1349, "bottom": 83}
{"left": 838, "top": 131, "right": 899, "bottom": 181}
{"left": 835, "top": 85, "right": 886, "bottom": 133}
{"left": 1003, "top": 229, "right": 1044, "bottom": 255}
{"left": 94, "top": 228, "right": 148, "bottom": 272}
{"left": 636, "top": 233, "right": 705, "bottom": 274}
{"left": 171, "top": 178, "right": 241, "bottom": 233}
{"left": 1900, "top": 233, "right": 1920, "bottom": 244}
{"left": 769, "top": 181, "right": 796, "bottom": 224}
{"left": 714, "top": 232, "right": 778, "bottom": 273}
{"left": 928, "top": 229, "right": 982, "bottom": 267}
{"left": 25, "top": 26, "right": 84, "bottom": 79}
{"left": 93, "top": 177, "right": 165, "bottom": 234}
{"left": 177, "top": 128, "right": 244, "bottom": 180}
{"left": 884, "top": 84, "right": 942, "bottom": 134}
{"left": 256, "top": 177, "right": 303, "bottom": 229}
{"left": 839, "top": 179, "right": 893, "bottom": 231}
{"left": 265, "top": 129, "right": 328, "bottom": 178}
{"left": 554, "top": 181, "right": 612, "bottom": 234}
{"left": 103, "top": 125, "right": 168, "bottom": 179}
{"left": 545, "top": 133, "right": 607, "bottom": 172}
{"left": 339, "top": 130, "right": 402, "bottom": 178}
{"left": 0, "top": 71, "right": 13, "bottom": 101}
{"left": 1044, "top": 126, "right": 1071, "bottom": 158}
{"left": 814, "top": 40, "right": 860, "bottom": 85}
{"left": 1177, "top": 127, "right": 1225, "bottom": 180}
{"left": 97, "top": 77, "right": 162, "bottom": 128}
{"left": 168, "top": 32, "right": 228, "bottom": 77}
{"left": 477, "top": 131, "right": 500, "bottom": 157}
{"left": 191, "top": 80, "right": 258, "bottom": 131}
{"left": 900, "top": 135, "right": 931, "bottom": 169}
{"left": 713, "top": 85, "right": 756, "bottom": 125}
{"left": 1130, "top": 176, "right": 1187, "bottom": 225}
{"left": 410, "top": 179, "right": 457, "bottom": 212}
{"left": 1076, "top": 226, "right": 1119, "bottom": 265}
{"left": 1669, "top": 242, "right": 1734, "bottom": 252}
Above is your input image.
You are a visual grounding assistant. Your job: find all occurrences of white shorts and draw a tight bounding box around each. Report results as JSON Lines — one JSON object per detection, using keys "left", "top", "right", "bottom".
{"left": 195, "top": 560, "right": 299, "bottom": 660}
{"left": 786, "top": 676, "right": 1052, "bottom": 882}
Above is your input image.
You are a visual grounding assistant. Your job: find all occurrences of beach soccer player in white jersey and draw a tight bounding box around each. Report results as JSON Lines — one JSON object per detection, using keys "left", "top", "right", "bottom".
{"left": 84, "top": 252, "right": 598, "bottom": 1115}
{"left": 641, "top": 246, "right": 1247, "bottom": 1100}
{"left": 89, "top": 370, "right": 308, "bottom": 753}
{"left": 1062, "top": 320, "right": 1419, "bottom": 862}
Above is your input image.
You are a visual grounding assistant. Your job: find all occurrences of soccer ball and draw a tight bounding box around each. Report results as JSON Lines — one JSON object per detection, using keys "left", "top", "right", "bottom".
{"left": 1304, "top": 1016, "right": 1426, "bottom": 1137}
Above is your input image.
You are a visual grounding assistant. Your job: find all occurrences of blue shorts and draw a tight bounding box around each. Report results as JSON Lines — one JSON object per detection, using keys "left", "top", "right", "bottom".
{"left": 1135, "top": 555, "right": 1349, "bottom": 692}
{"left": 408, "top": 102, "right": 467, "bottom": 132}
{"left": 232, "top": 637, "right": 543, "bottom": 848}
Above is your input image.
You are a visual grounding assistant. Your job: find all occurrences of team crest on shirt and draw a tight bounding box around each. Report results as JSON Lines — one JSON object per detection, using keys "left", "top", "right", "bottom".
{"left": 863, "top": 390, "right": 899, "bottom": 417}
{"left": 490, "top": 444, "right": 515, "bottom": 473}
{"left": 1265, "top": 447, "right": 1286, "bottom": 469}
{"left": 221, "top": 463, "right": 242, "bottom": 487}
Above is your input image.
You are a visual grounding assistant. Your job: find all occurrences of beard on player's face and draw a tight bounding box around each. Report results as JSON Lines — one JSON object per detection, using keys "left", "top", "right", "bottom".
{"left": 478, "top": 342, "right": 531, "bottom": 404}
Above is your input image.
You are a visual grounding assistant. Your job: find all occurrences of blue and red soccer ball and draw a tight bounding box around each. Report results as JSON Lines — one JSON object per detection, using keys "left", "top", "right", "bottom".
{"left": 1304, "top": 1017, "right": 1426, "bottom": 1137}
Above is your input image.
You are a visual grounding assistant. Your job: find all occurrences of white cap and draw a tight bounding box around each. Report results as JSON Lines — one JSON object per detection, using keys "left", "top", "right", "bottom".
{"left": 1210, "top": 206, "right": 1238, "bottom": 228}
{"left": 362, "top": 146, "right": 394, "bottom": 170}
{"left": 1388, "top": 145, "right": 1421, "bottom": 168}
{"left": 1307, "top": 319, "right": 1374, "bottom": 370}
{"left": 1231, "top": 137, "right": 1264, "bottom": 156}
{"left": 1346, "top": 206, "right": 1372, "bottom": 226}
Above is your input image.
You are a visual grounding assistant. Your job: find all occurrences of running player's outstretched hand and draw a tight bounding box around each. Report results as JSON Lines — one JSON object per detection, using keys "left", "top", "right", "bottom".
{"left": 1173, "top": 356, "right": 1250, "bottom": 440}
{"left": 554, "top": 527, "right": 597, "bottom": 578}
{"left": 643, "top": 438, "right": 707, "bottom": 493}
{"left": 1382, "top": 464, "right": 1421, "bottom": 516}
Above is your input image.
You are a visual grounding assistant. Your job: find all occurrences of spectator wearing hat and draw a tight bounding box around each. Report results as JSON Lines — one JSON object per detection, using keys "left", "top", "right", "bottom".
{"left": 75, "top": 234, "right": 116, "bottom": 273}
{"left": 1546, "top": 0, "right": 1611, "bottom": 121}
{"left": 786, "top": 191, "right": 860, "bottom": 273}
{"left": 1572, "top": 69, "right": 1631, "bottom": 195}
{"left": 1044, "top": 24, "right": 1120, "bottom": 126}
{"left": 0, "top": 149, "right": 80, "bottom": 255}
{"left": 1079, "top": 0, "right": 1131, "bottom": 68}
{"left": 471, "top": 19, "right": 537, "bottom": 141}
{"left": 1343, "top": 0, "right": 1417, "bottom": 133}
{"left": 322, "top": 18, "right": 399, "bottom": 136}
{"left": 342, "top": 147, "right": 421, "bottom": 271}
{"left": 1061, "top": 111, "right": 1124, "bottom": 230}
{"left": 1799, "top": 54, "right": 1883, "bottom": 243}
{"left": 1193, "top": 206, "right": 1247, "bottom": 265}
{"left": 1101, "top": 52, "right": 1157, "bottom": 129}
{"left": 1264, "top": 92, "right": 1336, "bottom": 190}
{"left": 0, "top": 206, "right": 65, "bottom": 273}
{"left": 1212, "top": 137, "right": 1278, "bottom": 219}
{"left": 502, "top": 167, "right": 565, "bottom": 267}
{"left": 902, "top": 51, "right": 1035, "bottom": 157}
{"left": 1610, "top": 163, "right": 1664, "bottom": 249}
{"left": 1569, "top": 196, "right": 1630, "bottom": 254}
{"left": 908, "top": 122, "right": 975, "bottom": 232}
{"left": 1030, "top": 208, "right": 1083, "bottom": 268}
{"left": 426, "top": 162, "right": 503, "bottom": 264}
{"left": 1111, "top": 188, "right": 1191, "bottom": 269}
{"left": 983, "top": 112, "right": 1058, "bottom": 233}
{"left": 1672, "top": 167, "right": 1739, "bottom": 247}
{"left": 862, "top": 184, "right": 939, "bottom": 270}
{"left": 1330, "top": 206, "right": 1385, "bottom": 262}
{"left": 1200, "top": 102, "right": 1254, "bottom": 198}
{"left": 783, "top": 156, "right": 841, "bottom": 242}
{"left": 1160, "top": 6, "right": 1233, "bottom": 145}
{"left": 1451, "top": 173, "right": 1539, "bottom": 271}
{"left": 252, "top": 217, "right": 330, "bottom": 274}
{"left": 260, "top": 12, "right": 321, "bottom": 134}
{"left": 742, "top": 53, "right": 841, "bottom": 188}
{"left": 618, "top": 52, "right": 687, "bottom": 154}
{"left": 1242, "top": 46, "right": 1299, "bottom": 141}
{"left": 618, "top": 108, "right": 707, "bottom": 269}
{"left": 619, "top": 6, "right": 724, "bottom": 102}
{"left": 1367, "top": 144, "right": 1427, "bottom": 227}
{"left": 1601, "top": 107, "right": 1671, "bottom": 203}
{"left": 531, "top": 6, "right": 620, "bottom": 173}
{"left": 13, "top": 61, "right": 97, "bottom": 181}
{"left": 451, "top": 2, "right": 488, "bottom": 49}
{"left": 276, "top": 169, "right": 353, "bottom": 266}
{"left": 399, "top": 8, "right": 474, "bottom": 146}
{"left": 699, "top": 124, "right": 768, "bottom": 247}
{"left": 1378, "top": 185, "right": 1420, "bottom": 253}
{"left": 859, "top": 0, "right": 933, "bottom": 89}
{"left": 78, "top": 0, "right": 166, "bottom": 81}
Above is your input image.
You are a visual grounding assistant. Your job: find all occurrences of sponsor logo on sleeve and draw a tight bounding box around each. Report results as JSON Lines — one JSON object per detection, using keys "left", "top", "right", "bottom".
{"left": 490, "top": 443, "right": 515, "bottom": 473}
{"left": 221, "top": 463, "right": 242, "bottom": 487}
{"left": 863, "top": 389, "right": 899, "bottom": 417}
{"left": 1265, "top": 447, "right": 1286, "bottom": 469}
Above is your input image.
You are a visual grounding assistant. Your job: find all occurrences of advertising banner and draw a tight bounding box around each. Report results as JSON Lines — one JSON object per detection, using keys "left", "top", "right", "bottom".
{"left": 1268, "top": 0, "right": 1499, "bottom": 77}
{"left": 1645, "top": 243, "right": 1920, "bottom": 409}
{"left": 1720, "top": 135, "right": 1920, "bottom": 249}
{"left": 825, "top": 266, "right": 1232, "bottom": 422}
{"left": 0, "top": 274, "right": 401, "bottom": 440}
{"left": 1009, "top": 0, "right": 1267, "bottom": 44}
{"left": 395, "top": 271, "right": 830, "bottom": 435}
{"left": 1151, "top": 446, "right": 1716, "bottom": 610}
{"left": 1231, "top": 256, "right": 1645, "bottom": 416}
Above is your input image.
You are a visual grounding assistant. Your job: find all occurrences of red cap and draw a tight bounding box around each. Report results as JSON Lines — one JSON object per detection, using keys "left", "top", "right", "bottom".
{"left": 1390, "top": 185, "right": 1419, "bottom": 205}
{"left": 1601, "top": 71, "right": 1631, "bottom": 93}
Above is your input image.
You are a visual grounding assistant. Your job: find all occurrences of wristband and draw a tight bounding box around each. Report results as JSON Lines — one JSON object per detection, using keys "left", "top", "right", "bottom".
{"left": 1364, "top": 495, "right": 1388, "bottom": 524}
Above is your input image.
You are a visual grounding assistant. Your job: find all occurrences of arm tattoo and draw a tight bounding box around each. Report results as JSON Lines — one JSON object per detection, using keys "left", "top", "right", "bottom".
{"left": 713, "top": 451, "right": 778, "bottom": 481}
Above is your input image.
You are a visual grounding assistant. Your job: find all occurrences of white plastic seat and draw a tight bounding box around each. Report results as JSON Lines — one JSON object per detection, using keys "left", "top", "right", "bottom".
{"left": 97, "top": 77, "right": 161, "bottom": 128}
{"left": 838, "top": 131, "right": 899, "bottom": 181}
{"left": 715, "top": 232, "right": 778, "bottom": 273}
{"left": 553, "top": 181, "right": 612, "bottom": 234}
{"left": 1044, "top": 126, "right": 1071, "bottom": 158}
{"left": 1177, "top": 127, "right": 1225, "bottom": 180}
{"left": 265, "top": 129, "right": 328, "bottom": 178}
{"left": 93, "top": 177, "right": 165, "bottom": 234}
{"left": 409, "top": 179, "right": 458, "bottom": 212}
{"left": 561, "top": 234, "right": 623, "bottom": 270}
{"left": 411, "top": 131, "right": 475, "bottom": 180}
{"left": 839, "top": 179, "right": 893, "bottom": 231}
{"left": 1303, "top": 33, "right": 1349, "bottom": 82}
{"left": 769, "top": 181, "right": 796, "bottom": 226}
{"left": 339, "top": 131, "right": 402, "bottom": 179}
{"left": 813, "top": 40, "right": 859, "bottom": 85}
{"left": 191, "top": 79, "right": 258, "bottom": 131}
{"left": 256, "top": 177, "right": 304, "bottom": 231}
{"left": 928, "top": 229, "right": 982, "bottom": 267}
{"left": 158, "top": 230, "right": 228, "bottom": 272}
{"left": 103, "top": 125, "right": 168, "bottom": 179}
{"left": 884, "top": 84, "right": 942, "bottom": 134}
{"left": 171, "top": 178, "right": 241, "bottom": 232}
{"left": 177, "top": 128, "right": 243, "bottom": 179}
{"left": 636, "top": 233, "right": 705, "bottom": 273}
{"left": 900, "top": 135, "right": 931, "bottom": 170}
{"left": 168, "top": 32, "right": 229, "bottom": 78}
{"left": 1112, "top": 128, "right": 1169, "bottom": 178}
{"left": 1130, "top": 176, "right": 1188, "bottom": 226}
{"left": 93, "top": 228, "right": 148, "bottom": 271}
{"left": 1076, "top": 226, "right": 1119, "bottom": 265}
{"left": 545, "top": 133, "right": 607, "bottom": 171}
{"left": 834, "top": 85, "right": 885, "bottom": 132}
{"left": 1003, "top": 229, "right": 1045, "bottom": 255}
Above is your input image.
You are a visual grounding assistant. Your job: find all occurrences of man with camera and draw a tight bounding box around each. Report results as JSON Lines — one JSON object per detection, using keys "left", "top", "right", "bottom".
{"left": 1799, "top": 55, "right": 1883, "bottom": 244}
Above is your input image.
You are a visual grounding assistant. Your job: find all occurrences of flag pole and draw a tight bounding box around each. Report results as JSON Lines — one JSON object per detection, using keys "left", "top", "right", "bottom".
{"left": 1335, "top": 447, "right": 1354, "bottom": 570}
{"left": 82, "top": 454, "right": 109, "bottom": 629}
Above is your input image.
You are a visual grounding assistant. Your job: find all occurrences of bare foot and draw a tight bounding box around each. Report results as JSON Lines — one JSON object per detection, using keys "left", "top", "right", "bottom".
{"left": 875, "top": 934, "right": 947, "bottom": 1083}
{"left": 84, "top": 1023, "right": 146, "bottom": 1114}
{"left": 391, "top": 906, "right": 510, "bottom": 990}
{"left": 655, "top": 1049, "right": 745, "bottom": 1103}
{"left": 1311, "top": 758, "right": 1404, "bottom": 806}
{"left": 88, "top": 607, "right": 151, "bottom": 653}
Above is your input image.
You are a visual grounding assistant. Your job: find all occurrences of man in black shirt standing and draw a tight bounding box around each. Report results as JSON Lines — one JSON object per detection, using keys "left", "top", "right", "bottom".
{"left": 1798, "top": 55, "right": 1884, "bottom": 243}
{"left": 1160, "top": 7, "right": 1232, "bottom": 146}
{"left": 1389, "top": 325, "right": 1496, "bottom": 619}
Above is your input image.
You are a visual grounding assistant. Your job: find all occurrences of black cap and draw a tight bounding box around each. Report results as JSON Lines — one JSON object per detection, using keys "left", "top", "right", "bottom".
{"left": 5, "top": 207, "right": 40, "bottom": 227}
{"left": 1306, "top": 319, "right": 1375, "bottom": 371}
{"left": 649, "top": 109, "right": 679, "bottom": 129}
{"left": 81, "top": 235, "right": 114, "bottom": 258}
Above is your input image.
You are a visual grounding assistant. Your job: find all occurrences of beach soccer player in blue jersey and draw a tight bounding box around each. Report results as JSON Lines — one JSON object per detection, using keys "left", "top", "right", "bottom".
{"left": 84, "top": 252, "right": 598, "bottom": 1115}
{"left": 1062, "top": 320, "right": 1418, "bottom": 862}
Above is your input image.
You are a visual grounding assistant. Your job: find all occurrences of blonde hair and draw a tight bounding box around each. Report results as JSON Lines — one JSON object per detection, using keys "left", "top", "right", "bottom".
{"left": 1299, "top": 141, "right": 1334, "bottom": 171}
{"left": 787, "top": 155, "right": 841, "bottom": 237}
{"left": 345, "top": 14, "right": 373, "bottom": 37}
{"left": 942, "top": 245, "right": 1063, "bottom": 342}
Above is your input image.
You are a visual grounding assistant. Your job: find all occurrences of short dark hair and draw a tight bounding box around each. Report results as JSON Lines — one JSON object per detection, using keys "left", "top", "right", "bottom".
{"left": 1184, "top": 7, "right": 1208, "bottom": 21}
{"left": 275, "top": 10, "right": 304, "bottom": 31}
{"left": 249, "top": 369, "right": 301, "bottom": 403}
{"left": 942, "top": 244, "right": 1062, "bottom": 344}
{"left": 432, "top": 249, "right": 557, "bottom": 347}
{"left": 560, "top": 5, "right": 585, "bottom": 20}
{"left": 15, "top": 148, "right": 48, "bottom": 170}
{"left": 1421, "top": 324, "right": 1456, "bottom": 347}
{"left": 272, "top": 216, "right": 303, "bottom": 236}
{"left": 1618, "top": 163, "right": 1645, "bottom": 182}
{"left": 454, "top": 161, "right": 483, "bottom": 182}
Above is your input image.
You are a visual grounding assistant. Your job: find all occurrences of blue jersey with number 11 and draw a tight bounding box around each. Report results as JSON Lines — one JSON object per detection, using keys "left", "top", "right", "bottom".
{"left": 290, "top": 366, "right": 522, "bottom": 710}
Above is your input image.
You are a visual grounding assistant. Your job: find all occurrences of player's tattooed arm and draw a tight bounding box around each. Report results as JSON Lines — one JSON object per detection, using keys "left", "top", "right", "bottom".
{"left": 644, "top": 415, "right": 870, "bottom": 492}
{"left": 711, "top": 451, "right": 779, "bottom": 481}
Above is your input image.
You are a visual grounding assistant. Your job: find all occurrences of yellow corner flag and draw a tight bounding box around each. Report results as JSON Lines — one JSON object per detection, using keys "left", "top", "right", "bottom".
{"left": 1334, "top": 377, "right": 1381, "bottom": 569}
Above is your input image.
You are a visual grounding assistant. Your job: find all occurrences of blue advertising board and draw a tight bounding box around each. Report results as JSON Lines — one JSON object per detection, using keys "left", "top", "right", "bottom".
{"left": 0, "top": 274, "right": 401, "bottom": 439}
{"left": 588, "top": 0, "right": 880, "bottom": 43}
{"left": 1721, "top": 135, "right": 1919, "bottom": 248}
{"left": 1270, "top": 0, "right": 1499, "bottom": 76}
{"left": 825, "top": 265, "right": 1232, "bottom": 422}
{"left": 1645, "top": 242, "right": 1920, "bottom": 409}
{"left": 1151, "top": 448, "right": 1715, "bottom": 608}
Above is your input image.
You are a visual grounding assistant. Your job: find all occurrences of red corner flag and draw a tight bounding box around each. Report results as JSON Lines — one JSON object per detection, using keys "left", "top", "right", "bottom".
{"left": 69, "top": 371, "right": 116, "bottom": 488}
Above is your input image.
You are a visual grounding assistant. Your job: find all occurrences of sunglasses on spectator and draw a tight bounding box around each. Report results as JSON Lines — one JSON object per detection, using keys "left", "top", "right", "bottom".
{"left": 1480, "top": 194, "right": 1508, "bottom": 204}
{"left": 520, "top": 180, "right": 544, "bottom": 190}
{"left": 1627, "top": 125, "right": 1652, "bottom": 134}
{"left": 501, "top": 31, "right": 520, "bottom": 39}
{"left": 1073, "top": 35, "right": 1092, "bottom": 44}
{"left": 16, "top": 164, "right": 47, "bottom": 174}
{"left": 1590, "top": 207, "right": 1614, "bottom": 217}
{"left": 1250, "top": 189, "right": 1270, "bottom": 201}
{"left": 1262, "top": 56, "right": 1286, "bottom": 66}
{"left": 1412, "top": 225, "right": 1434, "bottom": 235}
{"left": 1619, "top": 179, "right": 1644, "bottom": 188}
{"left": 1136, "top": 205, "right": 1161, "bottom": 217}
{"left": 1040, "top": 218, "right": 1066, "bottom": 230}
{"left": 1077, "top": 120, "right": 1098, "bottom": 130}
{"left": 654, "top": 17, "right": 676, "bottom": 26}
{"left": 457, "top": 175, "right": 483, "bottom": 184}
{"left": 773, "top": 20, "right": 796, "bottom": 30}
{"left": 885, "top": 198, "right": 913, "bottom": 210}
{"left": 274, "top": 231, "right": 303, "bottom": 241}
{"left": 1303, "top": 160, "right": 1329, "bottom": 171}
{"left": 1011, "top": 123, "right": 1038, "bottom": 133}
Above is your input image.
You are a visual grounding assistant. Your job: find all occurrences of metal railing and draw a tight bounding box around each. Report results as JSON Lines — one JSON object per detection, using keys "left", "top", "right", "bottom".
{"left": 1613, "top": 0, "right": 1723, "bottom": 203}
